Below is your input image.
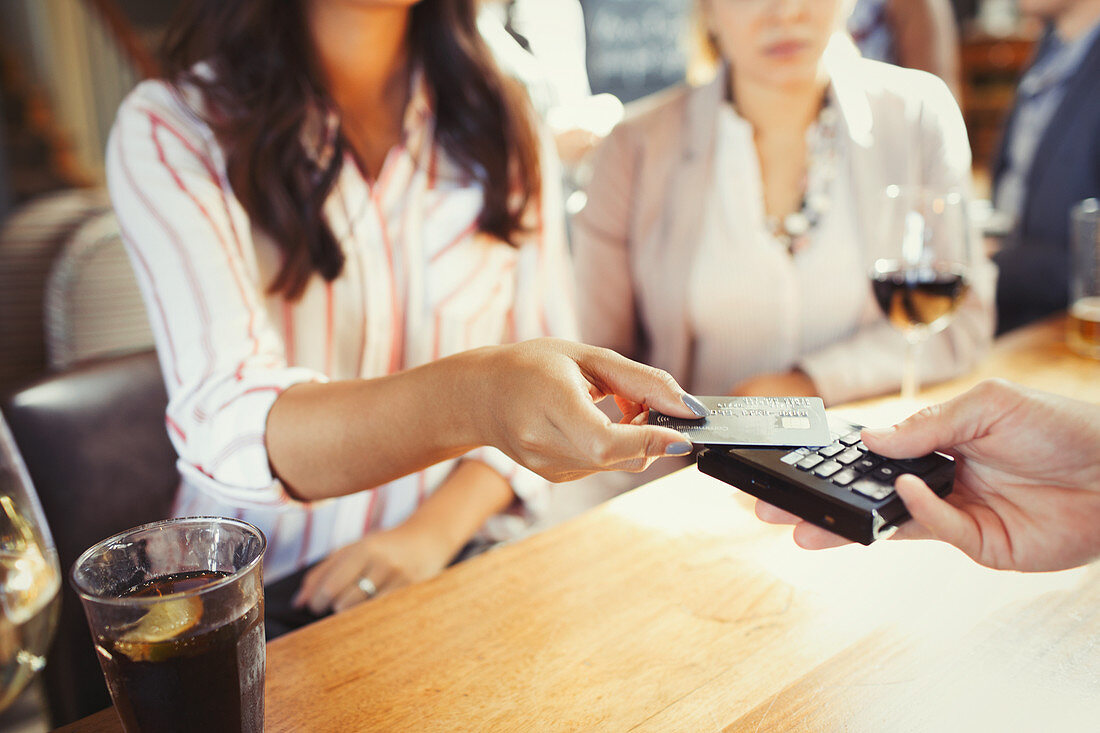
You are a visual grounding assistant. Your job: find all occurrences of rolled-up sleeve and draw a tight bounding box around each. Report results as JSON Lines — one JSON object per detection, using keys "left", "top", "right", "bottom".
{"left": 106, "top": 83, "right": 324, "bottom": 507}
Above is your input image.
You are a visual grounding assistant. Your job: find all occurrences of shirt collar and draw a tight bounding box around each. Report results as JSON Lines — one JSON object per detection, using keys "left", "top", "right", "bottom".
{"left": 301, "top": 68, "right": 434, "bottom": 171}
{"left": 1018, "top": 19, "right": 1100, "bottom": 99}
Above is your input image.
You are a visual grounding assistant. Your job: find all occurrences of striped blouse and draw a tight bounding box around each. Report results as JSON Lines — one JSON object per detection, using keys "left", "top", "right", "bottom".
{"left": 105, "top": 78, "right": 577, "bottom": 582}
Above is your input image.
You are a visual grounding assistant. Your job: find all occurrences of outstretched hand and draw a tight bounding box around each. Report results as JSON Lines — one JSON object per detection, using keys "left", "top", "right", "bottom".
{"left": 477, "top": 339, "right": 705, "bottom": 482}
{"left": 755, "top": 380, "right": 1100, "bottom": 571}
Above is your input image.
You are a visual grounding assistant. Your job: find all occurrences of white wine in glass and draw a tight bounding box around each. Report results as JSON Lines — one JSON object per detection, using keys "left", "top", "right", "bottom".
{"left": 870, "top": 186, "right": 972, "bottom": 400}
{"left": 0, "top": 416, "right": 60, "bottom": 712}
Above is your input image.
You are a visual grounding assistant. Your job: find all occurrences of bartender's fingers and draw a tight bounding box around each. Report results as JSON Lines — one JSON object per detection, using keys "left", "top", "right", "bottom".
{"left": 755, "top": 500, "right": 852, "bottom": 549}
{"left": 861, "top": 380, "right": 1028, "bottom": 459}
{"left": 756, "top": 484, "right": 938, "bottom": 548}
{"left": 891, "top": 473, "right": 959, "bottom": 543}
{"left": 754, "top": 500, "right": 801, "bottom": 525}
{"left": 791, "top": 522, "right": 852, "bottom": 549}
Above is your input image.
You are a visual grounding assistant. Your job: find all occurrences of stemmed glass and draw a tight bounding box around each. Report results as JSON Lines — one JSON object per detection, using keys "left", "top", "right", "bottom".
{"left": 870, "top": 185, "right": 972, "bottom": 401}
{"left": 0, "top": 415, "right": 60, "bottom": 712}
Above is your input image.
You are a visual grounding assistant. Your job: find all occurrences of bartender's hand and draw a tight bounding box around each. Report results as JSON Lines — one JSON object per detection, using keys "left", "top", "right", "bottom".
{"left": 755, "top": 380, "right": 1100, "bottom": 571}
{"left": 475, "top": 339, "right": 703, "bottom": 482}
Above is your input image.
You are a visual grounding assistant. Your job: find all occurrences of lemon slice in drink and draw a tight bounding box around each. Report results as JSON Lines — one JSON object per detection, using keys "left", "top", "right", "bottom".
{"left": 115, "top": 596, "right": 203, "bottom": 662}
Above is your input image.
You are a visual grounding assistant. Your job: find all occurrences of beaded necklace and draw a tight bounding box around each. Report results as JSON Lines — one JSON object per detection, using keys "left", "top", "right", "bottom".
{"left": 763, "top": 99, "right": 842, "bottom": 255}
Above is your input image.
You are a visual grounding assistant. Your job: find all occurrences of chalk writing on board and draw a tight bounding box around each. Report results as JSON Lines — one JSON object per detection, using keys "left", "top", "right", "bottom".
{"left": 581, "top": 0, "right": 690, "bottom": 103}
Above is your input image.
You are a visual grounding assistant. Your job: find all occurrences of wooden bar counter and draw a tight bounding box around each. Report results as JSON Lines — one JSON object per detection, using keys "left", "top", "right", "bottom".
{"left": 61, "top": 315, "right": 1100, "bottom": 732}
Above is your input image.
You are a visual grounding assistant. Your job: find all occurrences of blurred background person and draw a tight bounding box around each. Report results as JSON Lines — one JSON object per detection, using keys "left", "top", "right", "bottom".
{"left": 990, "top": 0, "right": 1100, "bottom": 333}
{"left": 574, "top": 0, "right": 994, "bottom": 414}
{"left": 847, "top": 0, "right": 963, "bottom": 99}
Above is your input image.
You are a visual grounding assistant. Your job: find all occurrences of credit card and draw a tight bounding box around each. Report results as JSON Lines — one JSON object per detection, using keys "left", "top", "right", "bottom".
{"left": 648, "top": 396, "right": 831, "bottom": 447}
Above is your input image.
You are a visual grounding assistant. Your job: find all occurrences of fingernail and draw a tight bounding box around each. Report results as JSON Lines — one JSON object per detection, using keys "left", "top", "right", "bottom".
{"left": 666, "top": 441, "right": 693, "bottom": 456}
{"left": 682, "top": 394, "right": 708, "bottom": 418}
{"left": 862, "top": 425, "right": 897, "bottom": 439}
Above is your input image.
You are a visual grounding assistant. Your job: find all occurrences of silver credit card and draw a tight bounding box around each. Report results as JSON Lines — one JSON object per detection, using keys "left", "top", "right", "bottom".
{"left": 649, "top": 396, "right": 831, "bottom": 447}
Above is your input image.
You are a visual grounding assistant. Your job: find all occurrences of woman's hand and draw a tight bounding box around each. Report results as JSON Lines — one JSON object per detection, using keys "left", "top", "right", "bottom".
{"left": 292, "top": 524, "right": 455, "bottom": 614}
{"left": 755, "top": 380, "right": 1100, "bottom": 572}
{"left": 292, "top": 460, "right": 514, "bottom": 614}
{"left": 732, "top": 370, "right": 818, "bottom": 399}
{"left": 268, "top": 339, "right": 702, "bottom": 501}
{"left": 470, "top": 339, "right": 704, "bottom": 482}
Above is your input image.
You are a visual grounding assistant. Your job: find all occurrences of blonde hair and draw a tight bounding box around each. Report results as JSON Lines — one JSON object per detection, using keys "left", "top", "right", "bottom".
{"left": 687, "top": 0, "right": 721, "bottom": 86}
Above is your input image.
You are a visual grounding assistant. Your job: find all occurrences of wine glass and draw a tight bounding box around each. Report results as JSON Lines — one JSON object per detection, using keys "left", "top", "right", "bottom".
{"left": 0, "top": 415, "right": 60, "bottom": 712}
{"left": 870, "top": 185, "right": 972, "bottom": 401}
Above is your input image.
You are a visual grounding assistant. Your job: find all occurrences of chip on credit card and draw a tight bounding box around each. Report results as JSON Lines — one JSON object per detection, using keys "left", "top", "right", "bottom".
{"left": 648, "top": 396, "right": 831, "bottom": 447}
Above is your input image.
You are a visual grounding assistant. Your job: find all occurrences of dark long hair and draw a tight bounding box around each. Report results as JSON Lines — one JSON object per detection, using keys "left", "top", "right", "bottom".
{"left": 162, "top": 0, "right": 541, "bottom": 300}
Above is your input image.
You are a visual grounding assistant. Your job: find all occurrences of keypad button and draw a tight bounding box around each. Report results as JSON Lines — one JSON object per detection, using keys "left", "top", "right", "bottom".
{"left": 813, "top": 460, "right": 842, "bottom": 478}
{"left": 854, "top": 455, "right": 882, "bottom": 472}
{"left": 851, "top": 479, "right": 893, "bottom": 501}
{"left": 796, "top": 454, "right": 824, "bottom": 470}
{"left": 839, "top": 431, "right": 862, "bottom": 446}
{"left": 872, "top": 463, "right": 901, "bottom": 482}
{"left": 818, "top": 442, "right": 844, "bottom": 458}
{"left": 836, "top": 448, "right": 863, "bottom": 465}
{"left": 832, "top": 468, "right": 858, "bottom": 486}
{"left": 780, "top": 449, "right": 807, "bottom": 465}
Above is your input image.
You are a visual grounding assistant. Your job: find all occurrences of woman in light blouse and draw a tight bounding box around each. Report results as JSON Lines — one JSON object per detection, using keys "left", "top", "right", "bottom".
{"left": 108, "top": 0, "right": 700, "bottom": 630}
{"left": 574, "top": 0, "right": 994, "bottom": 407}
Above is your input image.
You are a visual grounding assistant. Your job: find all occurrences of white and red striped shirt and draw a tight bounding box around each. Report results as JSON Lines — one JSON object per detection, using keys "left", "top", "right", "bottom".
{"left": 105, "top": 78, "right": 577, "bottom": 582}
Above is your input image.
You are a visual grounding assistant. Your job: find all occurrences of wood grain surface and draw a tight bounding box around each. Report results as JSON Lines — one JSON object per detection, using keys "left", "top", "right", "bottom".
{"left": 59, "top": 315, "right": 1100, "bottom": 732}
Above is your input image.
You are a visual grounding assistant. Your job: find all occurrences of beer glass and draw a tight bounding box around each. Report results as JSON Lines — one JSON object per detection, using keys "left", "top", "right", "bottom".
{"left": 72, "top": 517, "right": 266, "bottom": 733}
{"left": 1068, "top": 198, "right": 1100, "bottom": 359}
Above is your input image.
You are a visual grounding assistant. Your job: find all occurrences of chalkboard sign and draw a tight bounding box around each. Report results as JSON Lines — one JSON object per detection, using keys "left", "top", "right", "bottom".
{"left": 580, "top": 0, "right": 691, "bottom": 104}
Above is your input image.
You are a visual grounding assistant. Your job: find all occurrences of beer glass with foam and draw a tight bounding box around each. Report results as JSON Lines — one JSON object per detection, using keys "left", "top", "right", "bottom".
{"left": 1069, "top": 199, "right": 1100, "bottom": 359}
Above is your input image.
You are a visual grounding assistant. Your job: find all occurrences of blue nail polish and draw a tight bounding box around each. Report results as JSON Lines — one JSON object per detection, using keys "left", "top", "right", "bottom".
{"left": 666, "top": 441, "right": 693, "bottom": 456}
{"left": 682, "top": 394, "right": 708, "bottom": 418}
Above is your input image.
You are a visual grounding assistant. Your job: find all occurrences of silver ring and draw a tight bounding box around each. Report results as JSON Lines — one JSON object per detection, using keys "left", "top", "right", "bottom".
{"left": 357, "top": 577, "right": 377, "bottom": 598}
